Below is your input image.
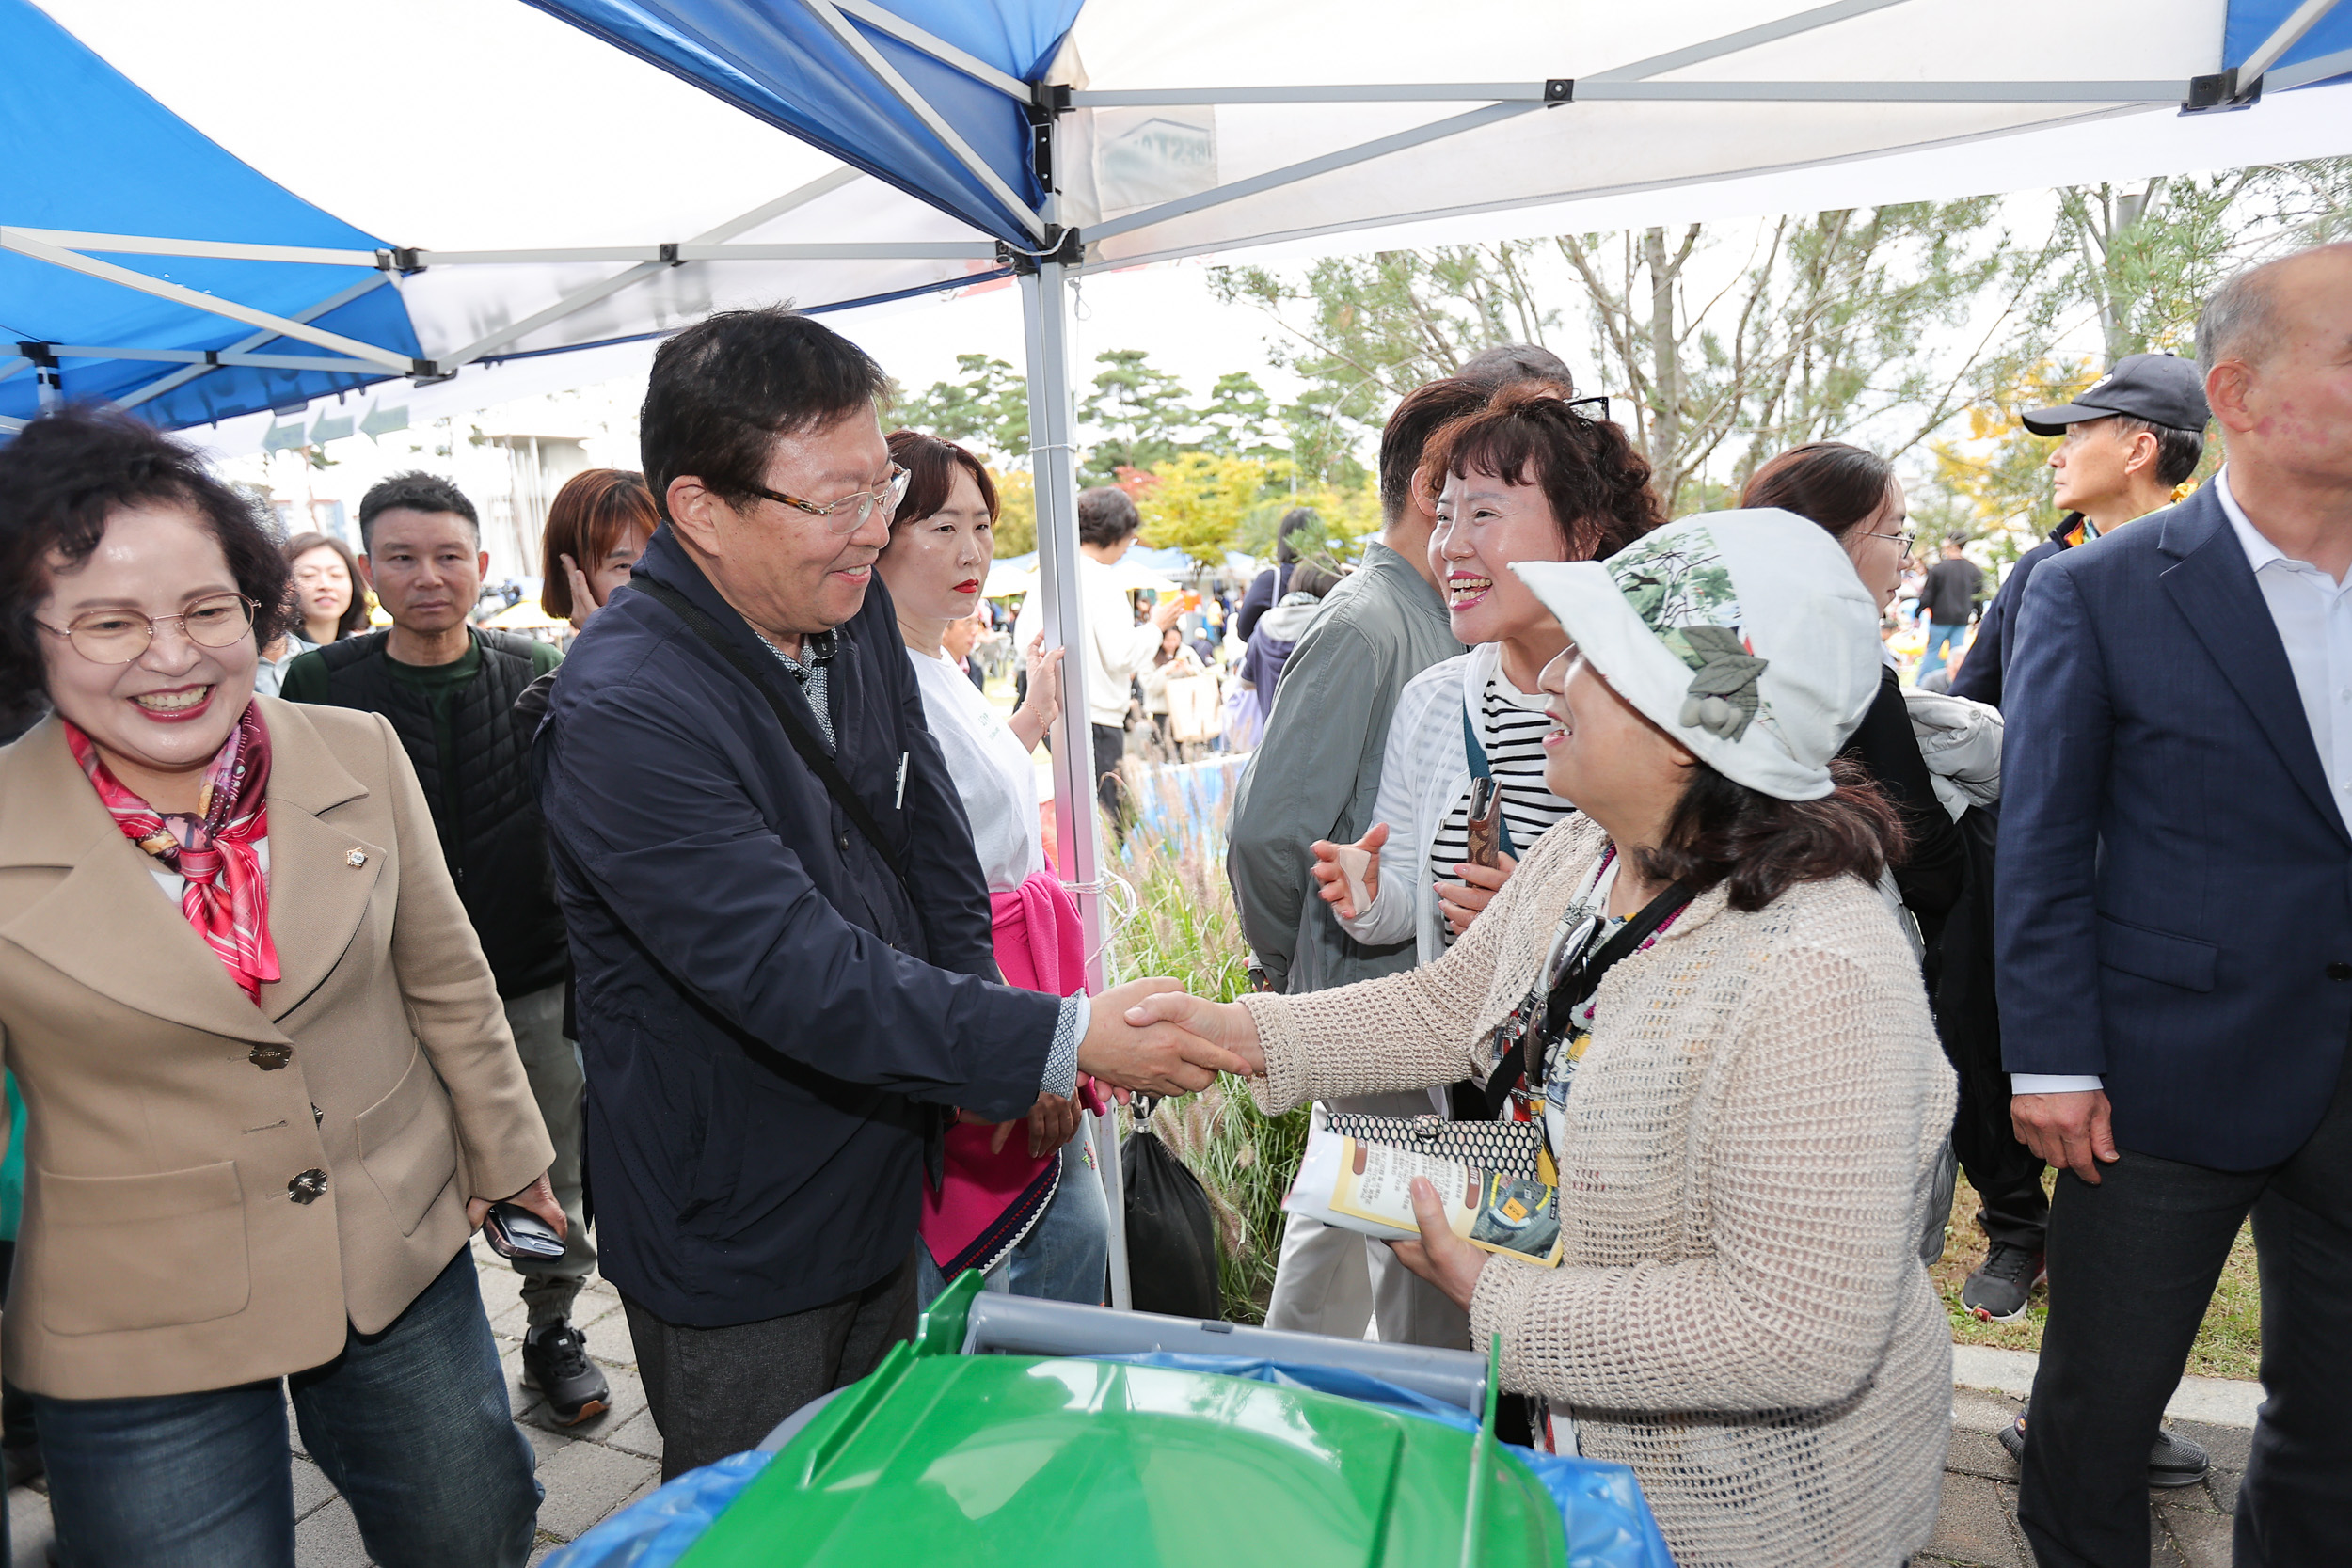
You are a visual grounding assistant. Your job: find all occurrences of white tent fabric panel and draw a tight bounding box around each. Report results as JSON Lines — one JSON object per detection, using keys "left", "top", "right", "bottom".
{"left": 1052, "top": 0, "right": 2282, "bottom": 265}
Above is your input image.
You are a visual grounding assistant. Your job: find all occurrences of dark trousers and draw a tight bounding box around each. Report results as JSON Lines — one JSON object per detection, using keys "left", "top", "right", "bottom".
{"left": 2020, "top": 1059, "right": 2352, "bottom": 1568}
{"left": 34, "top": 1250, "right": 536, "bottom": 1568}
{"left": 623, "top": 1250, "right": 917, "bottom": 1481}
{"left": 1952, "top": 1103, "right": 2049, "bottom": 1250}
{"left": 1090, "top": 722, "right": 1128, "bottom": 840}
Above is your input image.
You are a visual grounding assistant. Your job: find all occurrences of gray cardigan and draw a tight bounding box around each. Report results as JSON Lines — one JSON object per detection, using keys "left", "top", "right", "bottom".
{"left": 1224, "top": 538, "right": 1462, "bottom": 993}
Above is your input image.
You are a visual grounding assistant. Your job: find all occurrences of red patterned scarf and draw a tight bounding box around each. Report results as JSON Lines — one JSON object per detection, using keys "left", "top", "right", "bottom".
{"left": 65, "top": 703, "right": 279, "bottom": 1004}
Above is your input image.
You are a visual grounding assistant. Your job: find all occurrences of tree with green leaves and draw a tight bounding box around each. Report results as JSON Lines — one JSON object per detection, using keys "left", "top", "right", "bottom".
{"left": 1079, "top": 348, "right": 1199, "bottom": 484}
{"left": 1214, "top": 204, "right": 2079, "bottom": 513}
{"left": 889, "top": 353, "right": 1030, "bottom": 466}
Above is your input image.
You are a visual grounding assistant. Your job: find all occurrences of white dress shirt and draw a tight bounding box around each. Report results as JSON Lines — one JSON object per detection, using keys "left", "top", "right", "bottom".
{"left": 1013, "top": 553, "right": 1160, "bottom": 729}
{"left": 2014, "top": 467, "right": 2352, "bottom": 1096}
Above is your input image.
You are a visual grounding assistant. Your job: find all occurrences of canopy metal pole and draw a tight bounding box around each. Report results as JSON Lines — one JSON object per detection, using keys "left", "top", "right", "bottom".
{"left": 1020, "top": 255, "right": 1129, "bottom": 1311}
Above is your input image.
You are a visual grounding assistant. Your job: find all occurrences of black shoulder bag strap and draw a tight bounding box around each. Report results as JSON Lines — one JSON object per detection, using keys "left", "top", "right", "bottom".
{"left": 1481, "top": 879, "right": 1692, "bottom": 1116}
{"left": 635, "top": 578, "right": 913, "bottom": 897}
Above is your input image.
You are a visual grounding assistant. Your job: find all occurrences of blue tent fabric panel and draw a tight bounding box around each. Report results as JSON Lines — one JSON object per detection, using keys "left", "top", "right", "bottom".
{"left": 0, "top": 0, "right": 418, "bottom": 427}
{"left": 522, "top": 0, "right": 1082, "bottom": 245}
{"left": 2227, "top": 0, "right": 2352, "bottom": 82}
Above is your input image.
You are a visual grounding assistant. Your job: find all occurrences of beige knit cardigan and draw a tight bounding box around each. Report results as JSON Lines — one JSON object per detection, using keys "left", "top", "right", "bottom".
{"left": 1241, "top": 815, "right": 1957, "bottom": 1568}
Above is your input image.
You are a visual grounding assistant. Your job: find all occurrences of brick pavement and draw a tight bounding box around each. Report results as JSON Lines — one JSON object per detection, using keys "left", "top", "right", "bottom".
{"left": 1914, "top": 1387, "right": 2249, "bottom": 1568}
{"left": 1, "top": 1267, "right": 2254, "bottom": 1567}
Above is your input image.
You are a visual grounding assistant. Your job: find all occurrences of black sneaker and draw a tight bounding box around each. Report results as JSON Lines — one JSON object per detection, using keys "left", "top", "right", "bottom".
{"left": 521, "top": 1321, "right": 610, "bottom": 1425}
{"left": 1997, "top": 1407, "right": 2212, "bottom": 1488}
{"left": 1961, "top": 1241, "right": 2046, "bottom": 1323}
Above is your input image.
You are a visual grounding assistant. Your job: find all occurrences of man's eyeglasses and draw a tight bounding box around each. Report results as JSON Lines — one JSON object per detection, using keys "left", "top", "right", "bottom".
{"left": 742, "top": 466, "right": 912, "bottom": 534}
{"left": 1566, "top": 394, "right": 1612, "bottom": 422}
{"left": 36, "top": 594, "right": 258, "bottom": 664}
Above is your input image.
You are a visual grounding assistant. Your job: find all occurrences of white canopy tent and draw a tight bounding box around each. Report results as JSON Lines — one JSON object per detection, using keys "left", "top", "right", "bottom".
{"left": 11, "top": 0, "right": 2352, "bottom": 1306}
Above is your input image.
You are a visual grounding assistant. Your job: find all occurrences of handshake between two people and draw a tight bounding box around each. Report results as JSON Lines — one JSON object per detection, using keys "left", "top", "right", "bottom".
{"left": 1073, "top": 977, "right": 1269, "bottom": 1098}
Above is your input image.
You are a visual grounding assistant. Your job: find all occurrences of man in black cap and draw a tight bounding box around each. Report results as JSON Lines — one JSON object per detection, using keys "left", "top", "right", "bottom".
{"left": 1949, "top": 352, "right": 2210, "bottom": 707}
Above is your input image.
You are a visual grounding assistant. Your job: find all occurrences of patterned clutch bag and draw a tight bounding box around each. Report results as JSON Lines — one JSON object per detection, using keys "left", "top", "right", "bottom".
{"left": 1318, "top": 1111, "right": 1546, "bottom": 1181}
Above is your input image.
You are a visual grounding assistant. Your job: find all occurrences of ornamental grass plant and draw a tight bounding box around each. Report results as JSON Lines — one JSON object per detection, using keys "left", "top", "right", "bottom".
{"left": 1106, "top": 758, "right": 1309, "bottom": 1323}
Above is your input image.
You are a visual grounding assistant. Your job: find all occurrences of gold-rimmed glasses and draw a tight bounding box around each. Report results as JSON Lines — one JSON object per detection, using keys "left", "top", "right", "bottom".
{"left": 35, "top": 593, "right": 257, "bottom": 664}
{"left": 742, "top": 466, "right": 912, "bottom": 534}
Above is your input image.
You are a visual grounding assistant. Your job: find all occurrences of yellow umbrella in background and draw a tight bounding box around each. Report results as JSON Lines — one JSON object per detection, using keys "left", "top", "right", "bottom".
{"left": 486, "top": 598, "right": 567, "bottom": 633}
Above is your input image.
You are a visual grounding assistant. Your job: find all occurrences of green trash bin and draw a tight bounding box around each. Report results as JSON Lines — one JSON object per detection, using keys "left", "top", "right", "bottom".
{"left": 675, "top": 1270, "right": 1570, "bottom": 1568}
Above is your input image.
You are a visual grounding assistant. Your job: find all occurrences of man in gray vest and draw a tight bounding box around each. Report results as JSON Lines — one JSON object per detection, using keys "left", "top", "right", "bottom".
{"left": 279, "top": 473, "right": 607, "bottom": 1424}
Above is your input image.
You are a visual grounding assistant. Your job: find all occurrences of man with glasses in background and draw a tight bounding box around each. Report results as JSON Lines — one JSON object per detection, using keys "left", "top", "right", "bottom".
{"left": 532, "top": 308, "right": 1244, "bottom": 1477}
{"left": 278, "top": 472, "right": 611, "bottom": 1426}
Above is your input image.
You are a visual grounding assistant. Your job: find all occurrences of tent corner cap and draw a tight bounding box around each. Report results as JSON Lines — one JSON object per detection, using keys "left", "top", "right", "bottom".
{"left": 2181, "top": 68, "right": 2263, "bottom": 113}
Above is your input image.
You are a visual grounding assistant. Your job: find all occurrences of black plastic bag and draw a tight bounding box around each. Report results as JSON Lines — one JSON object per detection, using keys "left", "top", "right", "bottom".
{"left": 1122, "top": 1105, "right": 1221, "bottom": 1321}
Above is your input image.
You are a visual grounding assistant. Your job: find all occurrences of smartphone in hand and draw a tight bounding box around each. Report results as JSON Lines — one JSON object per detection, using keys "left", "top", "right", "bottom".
{"left": 1465, "top": 777, "right": 1502, "bottom": 869}
{"left": 484, "top": 1201, "right": 565, "bottom": 1261}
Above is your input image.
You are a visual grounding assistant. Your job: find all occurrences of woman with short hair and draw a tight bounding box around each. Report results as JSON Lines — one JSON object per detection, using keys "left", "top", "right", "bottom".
{"left": 539, "top": 468, "right": 658, "bottom": 634}
{"left": 1134, "top": 512, "right": 1958, "bottom": 1566}
{"left": 1314, "top": 384, "right": 1664, "bottom": 964}
{"left": 0, "top": 406, "right": 555, "bottom": 1568}
{"left": 875, "top": 429, "right": 1108, "bottom": 1307}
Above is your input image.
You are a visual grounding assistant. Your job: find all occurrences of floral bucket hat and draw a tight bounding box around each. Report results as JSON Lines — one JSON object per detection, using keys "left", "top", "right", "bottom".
{"left": 1510, "top": 510, "right": 1882, "bottom": 801}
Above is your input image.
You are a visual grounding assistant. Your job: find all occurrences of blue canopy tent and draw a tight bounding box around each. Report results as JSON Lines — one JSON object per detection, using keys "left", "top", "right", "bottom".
{"left": 10, "top": 0, "right": 2352, "bottom": 1306}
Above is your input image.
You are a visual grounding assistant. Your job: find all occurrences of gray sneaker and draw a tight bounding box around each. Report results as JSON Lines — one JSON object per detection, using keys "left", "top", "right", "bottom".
{"left": 1961, "top": 1241, "right": 2046, "bottom": 1323}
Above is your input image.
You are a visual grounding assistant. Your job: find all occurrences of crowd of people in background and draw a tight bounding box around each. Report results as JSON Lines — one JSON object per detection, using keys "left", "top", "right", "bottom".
{"left": 0, "top": 240, "right": 2344, "bottom": 1568}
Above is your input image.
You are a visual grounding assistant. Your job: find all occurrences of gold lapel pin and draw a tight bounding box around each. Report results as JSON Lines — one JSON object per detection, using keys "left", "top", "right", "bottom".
{"left": 346, "top": 849, "right": 368, "bottom": 867}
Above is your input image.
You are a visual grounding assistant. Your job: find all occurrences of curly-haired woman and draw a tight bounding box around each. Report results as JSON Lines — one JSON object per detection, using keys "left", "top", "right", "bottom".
{"left": 0, "top": 406, "right": 555, "bottom": 1567}
{"left": 1309, "top": 384, "right": 1666, "bottom": 965}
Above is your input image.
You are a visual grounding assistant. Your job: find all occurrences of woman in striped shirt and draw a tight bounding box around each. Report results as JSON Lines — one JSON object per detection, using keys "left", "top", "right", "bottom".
{"left": 1312, "top": 382, "right": 1665, "bottom": 960}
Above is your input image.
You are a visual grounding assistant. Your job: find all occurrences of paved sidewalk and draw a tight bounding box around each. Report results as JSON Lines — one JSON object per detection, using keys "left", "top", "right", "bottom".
{"left": 2, "top": 1278, "right": 2262, "bottom": 1567}
{"left": 1912, "top": 1386, "right": 2248, "bottom": 1568}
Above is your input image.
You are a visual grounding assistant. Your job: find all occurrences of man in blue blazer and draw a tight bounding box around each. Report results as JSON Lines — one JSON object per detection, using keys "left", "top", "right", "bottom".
{"left": 1997, "top": 243, "right": 2352, "bottom": 1567}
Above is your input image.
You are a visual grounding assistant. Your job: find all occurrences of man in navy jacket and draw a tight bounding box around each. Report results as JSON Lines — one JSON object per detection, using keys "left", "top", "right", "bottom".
{"left": 1996, "top": 243, "right": 2352, "bottom": 1567}
{"left": 533, "top": 309, "right": 1240, "bottom": 1479}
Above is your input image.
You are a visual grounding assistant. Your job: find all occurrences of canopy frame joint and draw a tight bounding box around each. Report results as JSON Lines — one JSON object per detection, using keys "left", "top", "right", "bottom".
{"left": 1545, "top": 79, "right": 1574, "bottom": 103}
{"left": 997, "top": 226, "right": 1083, "bottom": 275}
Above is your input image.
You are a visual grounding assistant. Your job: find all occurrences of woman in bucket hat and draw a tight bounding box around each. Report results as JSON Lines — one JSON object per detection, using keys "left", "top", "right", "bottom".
{"left": 1132, "top": 512, "right": 1959, "bottom": 1568}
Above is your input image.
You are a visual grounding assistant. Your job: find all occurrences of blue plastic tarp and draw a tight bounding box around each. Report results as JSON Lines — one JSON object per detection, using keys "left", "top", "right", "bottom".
{"left": 521, "top": 0, "right": 1079, "bottom": 245}
{"left": 2228, "top": 0, "right": 2352, "bottom": 85}
{"left": 0, "top": 0, "right": 419, "bottom": 430}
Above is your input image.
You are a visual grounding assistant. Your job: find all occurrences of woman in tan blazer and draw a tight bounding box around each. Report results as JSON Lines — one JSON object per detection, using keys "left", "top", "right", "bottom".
{"left": 0, "top": 406, "right": 557, "bottom": 1568}
{"left": 1138, "top": 513, "right": 1960, "bottom": 1568}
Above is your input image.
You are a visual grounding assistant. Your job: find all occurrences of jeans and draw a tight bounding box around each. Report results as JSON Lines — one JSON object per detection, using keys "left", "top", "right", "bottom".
{"left": 1916, "top": 619, "right": 1968, "bottom": 682}
{"left": 916, "top": 1132, "right": 1112, "bottom": 1307}
{"left": 501, "top": 983, "right": 595, "bottom": 1326}
{"left": 35, "top": 1250, "right": 538, "bottom": 1568}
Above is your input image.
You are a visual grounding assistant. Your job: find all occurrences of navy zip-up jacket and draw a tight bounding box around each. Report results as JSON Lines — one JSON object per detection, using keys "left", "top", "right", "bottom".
{"left": 532, "top": 528, "right": 1057, "bottom": 1325}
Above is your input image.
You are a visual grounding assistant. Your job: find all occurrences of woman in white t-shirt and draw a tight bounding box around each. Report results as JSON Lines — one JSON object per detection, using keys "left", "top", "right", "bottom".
{"left": 1311, "top": 383, "right": 1668, "bottom": 962}
{"left": 876, "top": 429, "right": 1109, "bottom": 1308}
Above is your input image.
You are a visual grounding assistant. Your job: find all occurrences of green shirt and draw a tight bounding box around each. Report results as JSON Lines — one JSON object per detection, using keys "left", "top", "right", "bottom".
{"left": 278, "top": 632, "right": 563, "bottom": 832}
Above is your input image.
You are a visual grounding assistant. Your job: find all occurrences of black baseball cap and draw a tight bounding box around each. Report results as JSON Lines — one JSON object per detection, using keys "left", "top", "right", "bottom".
{"left": 2023, "top": 352, "right": 2210, "bottom": 436}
